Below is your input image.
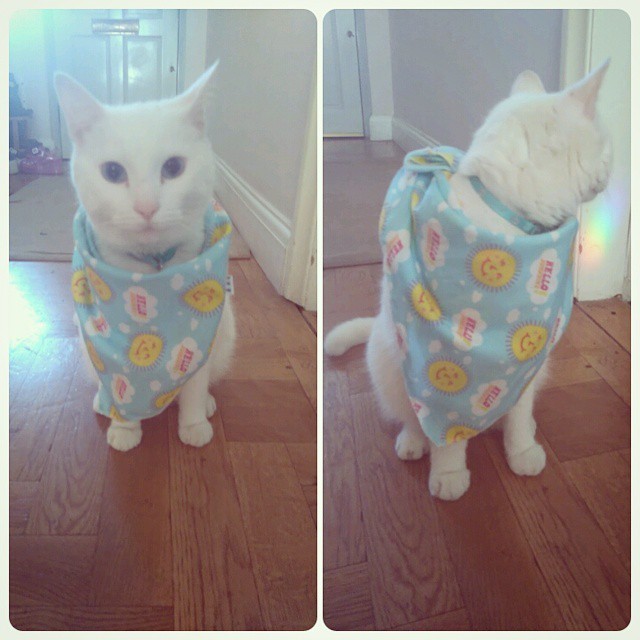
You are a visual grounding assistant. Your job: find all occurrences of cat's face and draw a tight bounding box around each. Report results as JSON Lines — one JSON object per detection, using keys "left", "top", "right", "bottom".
{"left": 55, "top": 65, "right": 218, "bottom": 252}
{"left": 459, "top": 61, "right": 612, "bottom": 227}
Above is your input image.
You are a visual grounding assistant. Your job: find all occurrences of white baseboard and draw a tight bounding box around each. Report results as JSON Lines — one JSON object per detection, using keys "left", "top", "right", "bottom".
{"left": 621, "top": 276, "right": 630, "bottom": 302}
{"left": 368, "top": 115, "right": 393, "bottom": 141}
{"left": 213, "top": 154, "right": 291, "bottom": 293}
{"left": 392, "top": 116, "right": 440, "bottom": 152}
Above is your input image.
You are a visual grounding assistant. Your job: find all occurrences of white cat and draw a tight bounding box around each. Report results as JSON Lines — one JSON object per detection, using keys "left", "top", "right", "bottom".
{"left": 56, "top": 64, "right": 236, "bottom": 452}
{"left": 325, "top": 62, "right": 612, "bottom": 500}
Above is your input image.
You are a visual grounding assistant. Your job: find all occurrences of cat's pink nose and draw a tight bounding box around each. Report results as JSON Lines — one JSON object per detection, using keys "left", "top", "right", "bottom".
{"left": 134, "top": 201, "right": 159, "bottom": 220}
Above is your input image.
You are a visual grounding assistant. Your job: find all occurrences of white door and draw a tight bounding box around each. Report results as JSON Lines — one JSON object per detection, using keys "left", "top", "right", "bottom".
{"left": 323, "top": 10, "right": 364, "bottom": 136}
{"left": 50, "top": 9, "right": 179, "bottom": 158}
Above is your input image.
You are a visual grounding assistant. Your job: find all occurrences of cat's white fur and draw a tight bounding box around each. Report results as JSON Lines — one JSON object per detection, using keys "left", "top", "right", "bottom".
{"left": 325, "top": 62, "right": 612, "bottom": 500}
{"left": 56, "top": 64, "right": 236, "bottom": 451}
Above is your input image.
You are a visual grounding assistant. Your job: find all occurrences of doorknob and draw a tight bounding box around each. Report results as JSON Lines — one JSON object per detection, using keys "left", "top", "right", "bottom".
{"left": 347, "top": 30, "right": 355, "bottom": 38}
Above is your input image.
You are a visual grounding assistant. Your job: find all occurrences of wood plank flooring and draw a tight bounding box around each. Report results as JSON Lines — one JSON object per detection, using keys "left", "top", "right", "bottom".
{"left": 323, "top": 263, "right": 630, "bottom": 631}
{"left": 9, "top": 258, "right": 317, "bottom": 631}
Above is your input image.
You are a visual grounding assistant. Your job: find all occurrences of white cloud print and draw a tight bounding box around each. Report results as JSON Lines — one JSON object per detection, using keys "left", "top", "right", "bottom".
{"left": 395, "top": 323, "right": 408, "bottom": 360}
{"left": 527, "top": 248, "right": 561, "bottom": 304}
{"left": 123, "top": 286, "right": 158, "bottom": 323}
{"left": 384, "top": 229, "right": 411, "bottom": 273}
{"left": 171, "top": 274, "right": 185, "bottom": 290}
{"left": 451, "top": 308, "right": 486, "bottom": 351}
{"left": 409, "top": 397, "right": 430, "bottom": 420}
{"left": 111, "top": 374, "right": 135, "bottom": 405}
{"left": 166, "top": 337, "right": 204, "bottom": 381}
{"left": 84, "top": 313, "right": 111, "bottom": 338}
{"left": 464, "top": 225, "right": 478, "bottom": 245}
{"left": 421, "top": 218, "right": 449, "bottom": 271}
{"left": 470, "top": 379, "right": 508, "bottom": 416}
{"left": 548, "top": 311, "right": 567, "bottom": 349}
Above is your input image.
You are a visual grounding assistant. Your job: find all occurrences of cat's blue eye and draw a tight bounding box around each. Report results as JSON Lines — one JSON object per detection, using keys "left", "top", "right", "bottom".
{"left": 101, "top": 161, "right": 127, "bottom": 184}
{"left": 161, "top": 156, "right": 186, "bottom": 180}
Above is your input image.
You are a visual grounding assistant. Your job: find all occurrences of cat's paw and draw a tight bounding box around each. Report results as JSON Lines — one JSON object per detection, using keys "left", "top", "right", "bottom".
{"left": 179, "top": 420, "right": 214, "bottom": 447}
{"left": 429, "top": 469, "right": 471, "bottom": 501}
{"left": 107, "top": 424, "right": 142, "bottom": 452}
{"left": 206, "top": 393, "right": 217, "bottom": 418}
{"left": 395, "top": 428, "right": 427, "bottom": 460}
{"left": 507, "top": 442, "right": 546, "bottom": 476}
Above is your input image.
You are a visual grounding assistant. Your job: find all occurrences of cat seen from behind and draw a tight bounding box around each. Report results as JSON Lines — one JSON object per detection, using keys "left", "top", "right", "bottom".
{"left": 56, "top": 63, "right": 236, "bottom": 452}
{"left": 324, "top": 61, "right": 612, "bottom": 500}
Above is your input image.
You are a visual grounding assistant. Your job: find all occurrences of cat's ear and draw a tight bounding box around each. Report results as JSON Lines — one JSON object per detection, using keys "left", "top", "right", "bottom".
{"left": 510, "top": 70, "right": 545, "bottom": 96}
{"left": 563, "top": 58, "right": 610, "bottom": 120}
{"left": 54, "top": 73, "right": 104, "bottom": 145}
{"left": 176, "top": 61, "right": 219, "bottom": 132}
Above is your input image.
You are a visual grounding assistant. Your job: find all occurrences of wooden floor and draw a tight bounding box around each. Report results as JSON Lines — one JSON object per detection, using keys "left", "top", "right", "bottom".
{"left": 323, "top": 262, "right": 630, "bottom": 631}
{"left": 9, "top": 258, "right": 317, "bottom": 631}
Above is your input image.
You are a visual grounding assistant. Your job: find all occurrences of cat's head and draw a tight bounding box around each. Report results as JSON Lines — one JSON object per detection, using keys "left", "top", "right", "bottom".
{"left": 458, "top": 60, "right": 612, "bottom": 228}
{"left": 55, "top": 64, "right": 219, "bottom": 253}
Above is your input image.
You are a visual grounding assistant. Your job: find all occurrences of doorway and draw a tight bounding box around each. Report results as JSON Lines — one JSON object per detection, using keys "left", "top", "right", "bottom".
{"left": 8, "top": 8, "right": 181, "bottom": 261}
{"left": 49, "top": 9, "right": 180, "bottom": 158}
{"left": 323, "top": 9, "right": 364, "bottom": 137}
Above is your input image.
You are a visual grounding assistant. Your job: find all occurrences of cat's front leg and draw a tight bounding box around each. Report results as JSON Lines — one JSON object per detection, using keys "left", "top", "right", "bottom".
{"left": 93, "top": 385, "right": 143, "bottom": 451}
{"left": 395, "top": 422, "right": 429, "bottom": 460}
{"left": 429, "top": 439, "right": 471, "bottom": 500}
{"left": 177, "top": 364, "right": 214, "bottom": 447}
{"left": 107, "top": 419, "right": 143, "bottom": 451}
{"left": 503, "top": 364, "right": 547, "bottom": 476}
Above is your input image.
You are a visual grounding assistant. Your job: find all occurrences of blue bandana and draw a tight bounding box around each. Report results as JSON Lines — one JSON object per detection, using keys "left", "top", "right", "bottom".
{"left": 71, "top": 203, "right": 232, "bottom": 422}
{"left": 380, "top": 147, "right": 578, "bottom": 447}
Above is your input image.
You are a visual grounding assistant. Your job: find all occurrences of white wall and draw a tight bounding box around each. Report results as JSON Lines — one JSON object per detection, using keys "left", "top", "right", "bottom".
{"left": 204, "top": 10, "right": 317, "bottom": 294}
{"left": 387, "top": 9, "right": 563, "bottom": 151}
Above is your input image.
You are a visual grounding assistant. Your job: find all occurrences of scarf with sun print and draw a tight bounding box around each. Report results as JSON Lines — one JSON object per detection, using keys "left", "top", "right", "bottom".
{"left": 71, "top": 202, "right": 232, "bottom": 422}
{"left": 380, "top": 147, "right": 578, "bottom": 447}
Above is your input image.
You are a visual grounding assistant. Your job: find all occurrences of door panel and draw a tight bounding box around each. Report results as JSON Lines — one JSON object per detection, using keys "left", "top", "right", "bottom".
{"left": 124, "top": 36, "right": 163, "bottom": 102}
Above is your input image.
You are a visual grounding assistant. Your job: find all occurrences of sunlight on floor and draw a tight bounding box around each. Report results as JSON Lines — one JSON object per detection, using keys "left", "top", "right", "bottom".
{"left": 9, "top": 275, "right": 50, "bottom": 343}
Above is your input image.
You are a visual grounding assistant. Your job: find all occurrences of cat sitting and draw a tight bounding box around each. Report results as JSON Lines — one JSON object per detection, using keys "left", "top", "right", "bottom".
{"left": 325, "top": 62, "right": 612, "bottom": 500}
{"left": 56, "top": 64, "right": 236, "bottom": 452}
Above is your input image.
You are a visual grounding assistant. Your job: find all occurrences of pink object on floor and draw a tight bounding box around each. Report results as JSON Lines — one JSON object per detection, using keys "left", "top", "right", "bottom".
{"left": 19, "top": 146, "right": 63, "bottom": 175}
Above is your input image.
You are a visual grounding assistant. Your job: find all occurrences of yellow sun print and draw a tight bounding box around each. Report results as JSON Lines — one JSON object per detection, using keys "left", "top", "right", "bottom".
{"left": 109, "top": 405, "right": 125, "bottom": 422}
{"left": 428, "top": 360, "right": 468, "bottom": 394}
{"left": 154, "top": 387, "right": 182, "bottom": 409}
{"left": 446, "top": 425, "right": 479, "bottom": 444}
{"left": 411, "top": 283, "right": 441, "bottom": 322}
{"left": 71, "top": 270, "right": 93, "bottom": 305}
{"left": 85, "top": 266, "right": 112, "bottom": 301}
{"left": 209, "top": 222, "right": 232, "bottom": 246}
{"left": 183, "top": 279, "right": 224, "bottom": 314}
{"left": 510, "top": 324, "right": 548, "bottom": 361}
{"left": 86, "top": 340, "right": 105, "bottom": 372}
{"left": 128, "top": 334, "right": 164, "bottom": 368}
{"left": 471, "top": 248, "right": 517, "bottom": 289}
